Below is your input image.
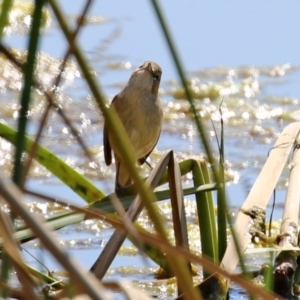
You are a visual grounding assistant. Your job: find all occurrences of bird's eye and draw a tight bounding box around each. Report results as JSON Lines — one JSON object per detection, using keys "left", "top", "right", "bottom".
{"left": 153, "top": 73, "right": 161, "bottom": 81}
{"left": 139, "top": 64, "right": 143, "bottom": 69}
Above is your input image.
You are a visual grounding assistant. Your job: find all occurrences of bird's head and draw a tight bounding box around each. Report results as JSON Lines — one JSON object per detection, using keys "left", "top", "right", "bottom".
{"left": 128, "top": 61, "right": 162, "bottom": 95}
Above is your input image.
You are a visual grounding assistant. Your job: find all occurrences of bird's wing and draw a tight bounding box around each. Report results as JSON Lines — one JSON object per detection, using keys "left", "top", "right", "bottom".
{"left": 138, "top": 129, "right": 162, "bottom": 165}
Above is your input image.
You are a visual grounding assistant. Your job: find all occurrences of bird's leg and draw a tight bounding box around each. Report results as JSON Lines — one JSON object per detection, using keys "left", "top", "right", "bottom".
{"left": 144, "top": 160, "right": 153, "bottom": 170}
{"left": 139, "top": 157, "right": 153, "bottom": 170}
{"left": 115, "top": 182, "right": 126, "bottom": 197}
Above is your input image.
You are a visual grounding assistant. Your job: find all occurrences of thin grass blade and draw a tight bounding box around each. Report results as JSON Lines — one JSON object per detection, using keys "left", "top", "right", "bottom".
{"left": 273, "top": 143, "right": 300, "bottom": 296}
{"left": 13, "top": 0, "right": 46, "bottom": 187}
{"left": 0, "top": 0, "right": 13, "bottom": 39}
{"left": 221, "top": 121, "right": 300, "bottom": 274}
{"left": 193, "top": 160, "right": 218, "bottom": 277}
{"left": 90, "top": 151, "right": 171, "bottom": 279}
{"left": 0, "top": 122, "right": 105, "bottom": 202}
{"left": 0, "top": 178, "right": 112, "bottom": 300}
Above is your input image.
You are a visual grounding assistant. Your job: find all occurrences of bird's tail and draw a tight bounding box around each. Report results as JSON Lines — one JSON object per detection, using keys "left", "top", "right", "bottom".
{"left": 115, "top": 159, "right": 132, "bottom": 196}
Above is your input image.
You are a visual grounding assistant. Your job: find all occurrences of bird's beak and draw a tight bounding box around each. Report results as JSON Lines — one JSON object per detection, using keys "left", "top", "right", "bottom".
{"left": 146, "top": 62, "right": 152, "bottom": 73}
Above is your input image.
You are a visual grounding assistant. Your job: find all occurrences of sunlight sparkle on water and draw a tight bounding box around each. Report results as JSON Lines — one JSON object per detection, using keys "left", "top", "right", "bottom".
{"left": 270, "top": 63, "right": 291, "bottom": 77}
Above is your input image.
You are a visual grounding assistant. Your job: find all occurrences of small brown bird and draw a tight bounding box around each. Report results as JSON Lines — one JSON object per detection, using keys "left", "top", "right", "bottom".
{"left": 103, "top": 61, "right": 163, "bottom": 195}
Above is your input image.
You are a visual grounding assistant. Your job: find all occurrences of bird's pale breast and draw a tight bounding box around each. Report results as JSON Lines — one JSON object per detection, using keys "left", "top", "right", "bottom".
{"left": 110, "top": 89, "right": 162, "bottom": 161}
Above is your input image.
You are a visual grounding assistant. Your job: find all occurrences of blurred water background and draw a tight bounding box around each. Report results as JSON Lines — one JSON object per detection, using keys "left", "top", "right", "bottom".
{"left": 2, "top": 1, "right": 300, "bottom": 298}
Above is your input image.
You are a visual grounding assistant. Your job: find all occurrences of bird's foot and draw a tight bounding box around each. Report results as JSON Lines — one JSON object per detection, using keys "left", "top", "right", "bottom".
{"left": 115, "top": 183, "right": 126, "bottom": 197}
{"left": 145, "top": 160, "right": 153, "bottom": 170}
